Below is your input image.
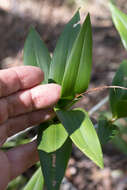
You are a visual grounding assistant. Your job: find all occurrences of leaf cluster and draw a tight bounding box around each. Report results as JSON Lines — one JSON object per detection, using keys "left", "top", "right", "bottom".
{"left": 23, "top": 3, "right": 127, "bottom": 190}
{"left": 23, "top": 11, "right": 103, "bottom": 190}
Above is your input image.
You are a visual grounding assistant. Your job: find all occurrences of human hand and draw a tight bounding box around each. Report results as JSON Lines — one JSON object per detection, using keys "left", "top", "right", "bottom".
{"left": 0, "top": 66, "right": 61, "bottom": 190}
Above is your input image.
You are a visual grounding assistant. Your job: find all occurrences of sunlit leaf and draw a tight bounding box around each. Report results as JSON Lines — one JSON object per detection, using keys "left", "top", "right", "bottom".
{"left": 61, "top": 14, "right": 92, "bottom": 99}
{"left": 33, "top": 174, "right": 44, "bottom": 190}
{"left": 110, "top": 60, "right": 127, "bottom": 118}
{"left": 109, "top": 2, "right": 127, "bottom": 50}
{"left": 23, "top": 167, "right": 44, "bottom": 190}
{"left": 38, "top": 122, "right": 68, "bottom": 153}
{"left": 97, "top": 115, "right": 119, "bottom": 145}
{"left": 56, "top": 108, "right": 103, "bottom": 168}
{"left": 38, "top": 138, "right": 72, "bottom": 190}
{"left": 49, "top": 11, "right": 80, "bottom": 84}
{"left": 74, "top": 15, "right": 92, "bottom": 94}
{"left": 24, "top": 27, "right": 51, "bottom": 84}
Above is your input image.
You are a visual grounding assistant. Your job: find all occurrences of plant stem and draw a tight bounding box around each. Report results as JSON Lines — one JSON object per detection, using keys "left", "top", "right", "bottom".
{"left": 84, "top": 85, "right": 127, "bottom": 95}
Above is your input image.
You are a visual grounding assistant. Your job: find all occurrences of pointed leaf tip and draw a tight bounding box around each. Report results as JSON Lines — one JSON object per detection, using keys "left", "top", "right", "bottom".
{"left": 49, "top": 11, "right": 80, "bottom": 85}
{"left": 61, "top": 13, "right": 92, "bottom": 99}
{"left": 109, "top": 2, "right": 127, "bottom": 50}
{"left": 24, "top": 27, "right": 51, "bottom": 84}
{"left": 56, "top": 108, "right": 103, "bottom": 168}
{"left": 74, "top": 13, "right": 92, "bottom": 94}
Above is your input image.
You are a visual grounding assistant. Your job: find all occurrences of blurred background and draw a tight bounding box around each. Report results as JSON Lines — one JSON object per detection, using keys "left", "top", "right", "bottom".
{"left": 1, "top": 0, "right": 127, "bottom": 190}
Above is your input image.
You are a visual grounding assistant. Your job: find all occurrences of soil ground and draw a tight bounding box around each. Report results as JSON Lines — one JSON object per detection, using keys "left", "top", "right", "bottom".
{"left": 1, "top": 0, "right": 127, "bottom": 190}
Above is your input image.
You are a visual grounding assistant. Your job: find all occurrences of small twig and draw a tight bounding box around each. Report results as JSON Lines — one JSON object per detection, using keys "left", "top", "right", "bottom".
{"left": 76, "top": 85, "right": 127, "bottom": 98}
{"left": 84, "top": 85, "right": 127, "bottom": 95}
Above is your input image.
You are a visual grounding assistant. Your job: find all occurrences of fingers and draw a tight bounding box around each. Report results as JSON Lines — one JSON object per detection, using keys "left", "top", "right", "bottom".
{"left": 7, "top": 108, "right": 55, "bottom": 137}
{"left": 5, "top": 141, "right": 38, "bottom": 180}
{"left": 0, "top": 108, "right": 55, "bottom": 146}
{"left": 0, "top": 66, "right": 44, "bottom": 98}
{"left": 0, "top": 84, "right": 61, "bottom": 124}
{"left": 0, "top": 141, "right": 38, "bottom": 189}
{"left": 0, "top": 150, "right": 10, "bottom": 190}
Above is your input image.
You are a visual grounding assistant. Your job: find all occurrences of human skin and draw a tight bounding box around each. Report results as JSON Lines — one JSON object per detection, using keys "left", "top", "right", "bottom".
{"left": 0, "top": 66, "right": 61, "bottom": 190}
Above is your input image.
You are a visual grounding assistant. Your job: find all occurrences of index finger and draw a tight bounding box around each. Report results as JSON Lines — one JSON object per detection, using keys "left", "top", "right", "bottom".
{"left": 0, "top": 66, "right": 44, "bottom": 98}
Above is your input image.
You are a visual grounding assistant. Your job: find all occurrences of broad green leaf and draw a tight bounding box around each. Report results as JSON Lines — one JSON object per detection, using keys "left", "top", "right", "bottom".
{"left": 97, "top": 115, "right": 119, "bottom": 145}
{"left": 49, "top": 11, "right": 80, "bottom": 84}
{"left": 109, "top": 2, "right": 127, "bottom": 50}
{"left": 56, "top": 108, "right": 103, "bottom": 168}
{"left": 23, "top": 167, "right": 44, "bottom": 190}
{"left": 110, "top": 60, "right": 127, "bottom": 118}
{"left": 61, "top": 14, "right": 92, "bottom": 99}
{"left": 38, "top": 122, "right": 68, "bottom": 153}
{"left": 24, "top": 27, "right": 51, "bottom": 84}
{"left": 38, "top": 138, "right": 72, "bottom": 190}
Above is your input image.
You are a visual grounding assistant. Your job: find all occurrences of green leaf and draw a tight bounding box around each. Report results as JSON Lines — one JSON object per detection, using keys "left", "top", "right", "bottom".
{"left": 61, "top": 14, "right": 92, "bottom": 99}
{"left": 110, "top": 60, "right": 127, "bottom": 118}
{"left": 24, "top": 27, "right": 51, "bottom": 84}
{"left": 56, "top": 108, "right": 103, "bottom": 168}
{"left": 33, "top": 174, "right": 44, "bottom": 190}
{"left": 109, "top": 2, "right": 127, "bottom": 50}
{"left": 74, "top": 15, "right": 92, "bottom": 94}
{"left": 56, "top": 95, "right": 81, "bottom": 109}
{"left": 98, "top": 115, "right": 119, "bottom": 145}
{"left": 38, "top": 122, "right": 68, "bottom": 153}
{"left": 38, "top": 138, "right": 72, "bottom": 190}
{"left": 49, "top": 11, "right": 80, "bottom": 84}
{"left": 23, "top": 167, "right": 44, "bottom": 190}
{"left": 8, "top": 176, "right": 26, "bottom": 190}
{"left": 112, "top": 135, "right": 127, "bottom": 155}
